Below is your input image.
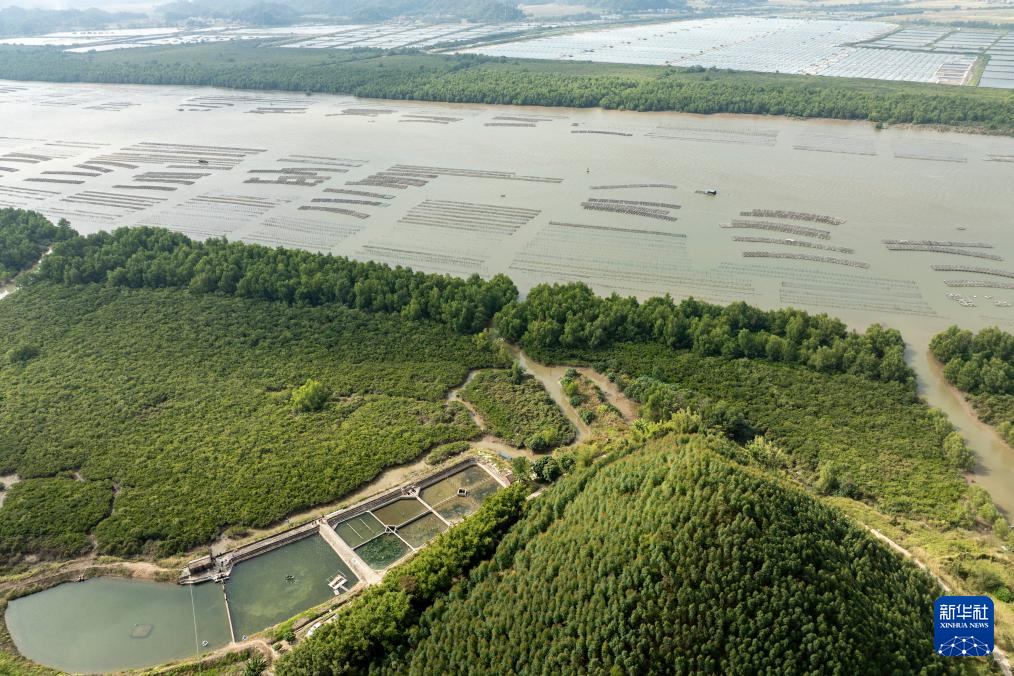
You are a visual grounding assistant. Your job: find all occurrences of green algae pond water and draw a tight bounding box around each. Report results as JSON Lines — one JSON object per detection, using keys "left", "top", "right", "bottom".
{"left": 5, "top": 467, "right": 504, "bottom": 672}
{"left": 5, "top": 577, "right": 230, "bottom": 674}
{"left": 224, "top": 534, "right": 357, "bottom": 639}
{"left": 5, "top": 535, "right": 359, "bottom": 672}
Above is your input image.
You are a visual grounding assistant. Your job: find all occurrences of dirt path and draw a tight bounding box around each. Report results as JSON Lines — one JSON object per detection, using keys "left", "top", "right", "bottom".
{"left": 451, "top": 346, "right": 641, "bottom": 453}
{"left": 0, "top": 558, "right": 170, "bottom": 595}
{"left": 504, "top": 345, "right": 592, "bottom": 441}
{"left": 0, "top": 474, "right": 19, "bottom": 509}
{"left": 868, "top": 527, "right": 1012, "bottom": 675}
{"left": 445, "top": 369, "right": 488, "bottom": 429}
{"left": 175, "top": 637, "right": 276, "bottom": 674}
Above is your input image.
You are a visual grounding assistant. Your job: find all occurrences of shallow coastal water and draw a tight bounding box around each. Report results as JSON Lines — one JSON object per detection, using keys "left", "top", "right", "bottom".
{"left": 0, "top": 82, "right": 1010, "bottom": 492}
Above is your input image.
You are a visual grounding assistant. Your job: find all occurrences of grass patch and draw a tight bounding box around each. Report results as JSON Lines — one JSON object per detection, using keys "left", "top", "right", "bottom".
{"left": 425, "top": 441, "right": 471, "bottom": 465}
{"left": 560, "top": 369, "right": 626, "bottom": 433}
{"left": 830, "top": 497, "right": 1014, "bottom": 651}
{"left": 461, "top": 369, "right": 575, "bottom": 450}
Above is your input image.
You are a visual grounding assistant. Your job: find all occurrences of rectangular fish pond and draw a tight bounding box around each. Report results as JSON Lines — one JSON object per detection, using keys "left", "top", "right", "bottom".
{"left": 330, "top": 461, "right": 504, "bottom": 572}
{"left": 224, "top": 534, "right": 359, "bottom": 640}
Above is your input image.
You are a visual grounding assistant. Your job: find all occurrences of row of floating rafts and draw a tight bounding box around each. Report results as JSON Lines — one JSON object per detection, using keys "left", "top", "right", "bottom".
{"left": 945, "top": 279, "right": 1014, "bottom": 290}
{"left": 885, "top": 244, "right": 1003, "bottom": 261}
{"left": 931, "top": 264, "right": 1014, "bottom": 279}
{"left": 386, "top": 165, "right": 563, "bottom": 184}
{"left": 245, "top": 175, "right": 329, "bottom": 188}
{"left": 732, "top": 235, "right": 854, "bottom": 254}
{"left": 591, "top": 183, "right": 679, "bottom": 190}
{"left": 325, "top": 188, "right": 395, "bottom": 199}
{"left": 299, "top": 205, "right": 370, "bottom": 218}
{"left": 742, "top": 251, "right": 870, "bottom": 268}
{"left": 580, "top": 202, "right": 678, "bottom": 222}
{"left": 721, "top": 219, "right": 831, "bottom": 240}
{"left": 348, "top": 179, "right": 415, "bottom": 189}
{"left": 883, "top": 239, "right": 993, "bottom": 248}
{"left": 571, "top": 130, "right": 634, "bottom": 136}
{"left": 587, "top": 198, "right": 681, "bottom": 210}
{"left": 338, "top": 108, "right": 396, "bottom": 116}
{"left": 311, "top": 197, "right": 384, "bottom": 207}
{"left": 742, "top": 209, "right": 845, "bottom": 225}
{"left": 420, "top": 199, "right": 539, "bottom": 216}
{"left": 348, "top": 172, "right": 431, "bottom": 190}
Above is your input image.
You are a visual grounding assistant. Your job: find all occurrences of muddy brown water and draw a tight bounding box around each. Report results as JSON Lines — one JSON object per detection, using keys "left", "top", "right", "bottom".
{"left": 0, "top": 80, "right": 1010, "bottom": 502}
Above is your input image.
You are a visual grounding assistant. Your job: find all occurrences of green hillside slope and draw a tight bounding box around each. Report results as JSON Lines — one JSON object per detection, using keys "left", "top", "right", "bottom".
{"left": 284, "top": 430, "right": 953, "bottom": 674}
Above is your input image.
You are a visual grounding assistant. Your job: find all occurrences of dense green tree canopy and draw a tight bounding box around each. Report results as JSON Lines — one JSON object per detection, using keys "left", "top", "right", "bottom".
{"left": 0, "top": 209, "right": 73, "bottom": 284}
{"left": 0, "top": 477, "right": 112, "bottom": 562}
{"left": 0, "top": 283, "right": 502, "bottom": 561}
{"left": 540, "top": 343, "right": 974, "bottom": 522}
{"left": 931, "top": 325, "right": 1014, "bottom": 397}
{"left": 496, "top": 282, "right": 915, "bottom": 384}
{"left": 305, "top": 433, "right": 952, "bottom": 674}
{"left": 37, "top": 226, "right": 517, "bottom": 334}
{"left": 1, "top": 44, "right": 1012, "bottom": 133}
{"left": 931, "top": 325, "right": 1014, "bottom": 447}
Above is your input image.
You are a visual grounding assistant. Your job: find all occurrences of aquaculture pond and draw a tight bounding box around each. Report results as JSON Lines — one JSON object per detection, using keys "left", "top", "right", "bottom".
{"left": 421, "top": 465, "right": 503, "bottom": 522}
{"left": 4, "top": 577, "right": 230, "bottom": 674}
{"left": 224, "top": 534, "right": 357, "bottom": 639}
{"left": 373, "top": 497, "right": 428, "bottom": 526}
{"left": 398, "top": 512, "right": 449, "bottom": 548}
{"left": 355, "top": 533, "right": 412, "bottom": 570}
{"left": 334, "top": 511, "right": 386, "bottom": 548}
{"left": 330, "top": 465, "right": 504, "bottom": 570}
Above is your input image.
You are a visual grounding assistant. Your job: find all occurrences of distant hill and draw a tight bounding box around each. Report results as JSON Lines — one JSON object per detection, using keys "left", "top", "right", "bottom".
{"left": 521, "top": 0, "right": 688, "bottom": 10}
{"left": 597, "top": 0, "right": 689, "bottom": 10}
{"left": 283, "top": 430, "right": 954, "bottom": 673}
{"left": 0, "top": 6, "right": 144, "bottom": 38}
{"left": 157, "top": 0, "right": 525, "bottom": 24}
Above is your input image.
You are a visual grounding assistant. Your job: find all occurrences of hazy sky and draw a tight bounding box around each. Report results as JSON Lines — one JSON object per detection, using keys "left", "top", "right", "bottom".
{"left": 5, "top": 0, "right": 157, "bottom": 11}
